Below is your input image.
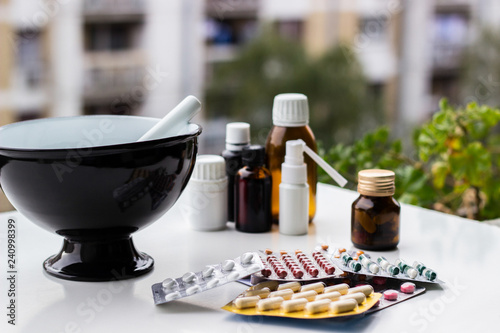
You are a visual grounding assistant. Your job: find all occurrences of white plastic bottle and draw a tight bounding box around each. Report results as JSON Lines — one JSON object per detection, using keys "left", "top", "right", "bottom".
{"left": 279, "top": 140, "right": 309, "bottom": 235}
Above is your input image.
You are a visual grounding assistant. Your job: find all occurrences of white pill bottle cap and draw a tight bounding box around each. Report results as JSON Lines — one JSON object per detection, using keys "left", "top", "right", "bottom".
{"left": 225, "top": 122, "right": 250, "bottom": 151}
{"left": 272, "top": 93, "right": 309, "bottom": 127}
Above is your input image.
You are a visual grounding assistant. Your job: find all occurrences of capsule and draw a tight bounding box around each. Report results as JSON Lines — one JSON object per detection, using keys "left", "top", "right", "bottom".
{"left": 202, "top": 266, "right": 215, "bottom": 278}
{"left": 257, "top": 296, "right": 284, "bottom": 311}
{"left": 244, "top": 287, "right": 271, "bottom": 299}
{"left": 227, "top": 271, "right": 240, "bottom": 281}
{"left": 165, "top": 291, "right": 181, "bottom": 301}
{"left": 186, "top": 285, "right": 202, "bottom": 295}
{"left": 347, "top": 285, "right": 374, "bottom": 297}
{"left": 377, "top": 257, "right": 390, "bottom": 270}
{"left": 385, "top": 264, "right": 400, "bottom": 276}
{"left": 300, "top": 282, "right": 325, "bottom": 294}
{"left": 339, "top": 292, "right": 366, "bottom": 305}
{"left": 234, "top": 296, "right": 260, "bottom": 309}
{"left": 329, "top": 299, "right": 357, "bottom": 314}
{"left": 162, "top": 278, "right": 177, "bottom": 290}
{"left": 207, "top": 278, "right": 219, "bottom": 288}
{"left": 241, "top": 252, "right": 254, "bottom": 264}
{"left": 315, "top": 291, "right": 341, "bottom": 301}
{"left": 422, "top": 268, "right": 437, "bottom": 281}
{"left": 291, "top": 290, "right": 318, "bottom": 302}
{"left": 269, "top": 289, "right": 294, "bottom": 300}
{"left": 305, "top": 299, "right": 331, "bottom": 314}
{"left": 182, "top": 272, "right": 197, "bottom": 283}
{"left": 324, "top": 283, "right": 349, "bottom": 295}
{"left": 413, "top": 261, "right": 426, "bottom": 275}
{"left": 348, "top": 260, "right": 362, "bottom": 272}
{"left": 341, "top": 253, "right": 353, "bottom": 265}
{"left": 281, "top": 298, "right": 307, "bottom": 313}
{"left": 222, "top": 260, "right": 235, "bottom": 271}
{"left": 277, "top": 281, "right": 301, "bottom": 292}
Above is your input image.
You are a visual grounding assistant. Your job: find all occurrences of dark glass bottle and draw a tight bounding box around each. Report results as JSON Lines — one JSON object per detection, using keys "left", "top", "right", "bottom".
{"left": 351, "top": 169, "right": 400, "bottom": 250}
{"left": 235, "top": 145, "right": 272, "bottom": 233}
{"left": 222, "top": 122, "right": 250, "bottom": 222}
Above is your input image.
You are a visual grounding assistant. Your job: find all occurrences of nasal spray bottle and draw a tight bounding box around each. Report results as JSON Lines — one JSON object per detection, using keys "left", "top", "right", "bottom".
{"left": 279, "top": 140, "right": 348, "bottom": 235}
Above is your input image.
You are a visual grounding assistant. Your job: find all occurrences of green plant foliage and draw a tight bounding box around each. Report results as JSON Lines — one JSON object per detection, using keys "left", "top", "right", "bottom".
{"left": 320, "top": 99, "right": 500, "bottom": 220}
{"left": 205, "top": 25, "right": 383, "bottom": 147}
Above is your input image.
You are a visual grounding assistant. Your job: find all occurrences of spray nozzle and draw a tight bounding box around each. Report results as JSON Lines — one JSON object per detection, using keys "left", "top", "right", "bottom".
{"left": 286, "top": 139, "right": 348, "bottom": 187}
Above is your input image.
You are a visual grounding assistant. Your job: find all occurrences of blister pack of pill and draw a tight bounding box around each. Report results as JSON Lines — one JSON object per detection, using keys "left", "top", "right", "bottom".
{"left": 319, "top": 245, "right": 444, "bottom": 284}
{"left": 251, "top": 249, "right": 344, "bottom": 282}
{"left": 152, "top": 252, "right": 264, "bottom": 305}
{"left": 364, "top": 279, "right": 426, "bottom": 313}
{"left": 222, "top": 280, "right": 381, "bottom": 319}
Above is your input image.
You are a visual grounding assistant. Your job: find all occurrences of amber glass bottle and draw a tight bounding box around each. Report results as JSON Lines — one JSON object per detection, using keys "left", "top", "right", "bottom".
{"left": 351, "top": 169, "right": 400, "bottom": 250}
{"left": 265, "top": 93, "right": 317, "bottom": 224}
{"left": 235, "top": 145, "right": 272, "bottom": 233}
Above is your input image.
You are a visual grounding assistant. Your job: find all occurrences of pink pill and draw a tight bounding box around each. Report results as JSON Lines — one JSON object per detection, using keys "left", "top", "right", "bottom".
{"left": 324, "top": 266, "right": 335, "bottom": 275}
{"left": 276, "top": 270, "right": 288, "bottom": 279}
{"left": 308, "top": 268, "right": 319, "bottom": 277}
{"left": 383, "top": 290, "right": 398, "bottom": 301}
{"left": 292, "top": 270, "right": 304, "bottom": 278}
{"left": 400, "top": 282, "right": 416, "bottom": 294}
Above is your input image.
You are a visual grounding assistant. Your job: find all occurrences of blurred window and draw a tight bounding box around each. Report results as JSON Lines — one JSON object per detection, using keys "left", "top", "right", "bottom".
{"left": 16, "top": 30, "right": 43, "bottom": 88}
{"left": 85, "top": 23, "right": 142, "bottom": 51}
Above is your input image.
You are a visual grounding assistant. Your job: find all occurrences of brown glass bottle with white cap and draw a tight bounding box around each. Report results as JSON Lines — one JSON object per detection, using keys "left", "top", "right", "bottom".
{"left": 351, "top": 169, "right": 400, "bottom": 250}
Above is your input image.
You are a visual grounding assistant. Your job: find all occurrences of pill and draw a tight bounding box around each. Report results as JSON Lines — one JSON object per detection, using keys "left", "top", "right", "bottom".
{"left": 404, "top": 266, "right": 418, "bottom": 279}
{"left": 246, "top": 263, "right": 261, "bottom": 272}
{"left": 321, "top": 244, "right": 329, "bottom": 250}
{"left": 338, "top": 248, "right": 346, "bottom": 253}
{"left": 400, "top": 282, "right": 416, "bottom": 294}
{"left": 245, "top": 287, "right": 271, "bottom": 299}
{"left": 269, "top": 289, "right": 294, "bottom": 300}
{"left": 164, "top": 291, "right": 181, "bottom": 301}
{"left": 234, "top": 296, "right": 260, "bottom": 309}
{"left": 222, "top": 260, "right": 235, "bottom": 271}
{"left": 300, "top": 282, "right": 325, "bottom": 293}
{"left": 386, "top": 264, "right": 400, "bottom": 276}
{"left": 207, "top": 278, "right": 219, "bottom": 288}
{"left": 202, "top": 266, "right": 215, "bottom": 278}
{"left": 281, "top": 298, "right": 307, "bottom": 313}
{"left": 340, "top": 292, "right": 366, "bottom": 305}
{"left": 276, "top": 269, "right": 288, "bottom": 279}
{"left": 341, "top": 253, "right": 353, "bottom": 264}
{"left": 315, "top": 291, "right": 341, "bottom": 301}
{"left": 278, "top": 282, "right": 301, "bottom": 292}
{"left": 422, "top": 268, "right": 437, "bottom": 281}
{"left": 324, "top": 266, "right": 335, "bottom": 275}
{"left": 353, "top": 256, "right": 359, "bottom": 261}
{"left": 334, "top": 254, "right": 340, "bottom": 258}
{"left": 395, "top": 258, "right": 407, "bottom": 271}
{"left": 356, "top": 250, "right": 364, "bottom": 256}
{"left": 257, "top": 296, "right": 284, "bottom": 311}
{"left": 265, "top": 249, "right": 273, "bottom": 254}
{"left": 413, "top": 261, "right": 426, "bottom": 275}
{"left": 324, "top": 283, "right": 349, "bottom": 295}
{"left": 227, "top": 271, "right": 240, "bottom": 281}
{"left": 308, "top": 267, "right": 319, "bottom": 277}
{"left": 182, "top": 272, "right": 197, "bottom": 283}
{"left": 348, "top": 260, "right": 362, "bottom": 272}
{"left": 241, "top": 252, "right": 254, "bottom": 264}
{"left": 261, "top": 267, "right": 272, "bottom": 277}
{"left": 291, "top": 290, "right": 318, "bottom": 302}
{"left": 348, "top": 285, "right": 374, "bottom": 297}
{"left": 186, "top": 285, "right": 202, "bottom": 295}
{"left": 295, "top": 249, "right": 302, "bottom": 255}
{"left": 305, "top": 299, "right": 331, "bottom": 314}
{"left": 377, "top": 257, "right": 390, "bottom": 270}
{"left": 383, "top": 289, "right": 398, "bottom": 300}
{"left": 329, "top": 299, "right": 357, "bottom": 314}
{"left": 292, "top": 269, "right": 304, "bottom": 278}
{"left": 162, "top": 278, "right": 177, "bottom": 290}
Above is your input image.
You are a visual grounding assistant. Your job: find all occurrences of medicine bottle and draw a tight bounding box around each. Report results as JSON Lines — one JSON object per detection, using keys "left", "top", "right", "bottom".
{"left": 351, "top": 169, "right": 400, "bottom": 250}
{"left": 235, "top": 145, "right": 272, "bottom": 233}
{"left": 265, "top": 93, "right": 317, "bottom": 223}
{"left": 222, "top": 122, "right": 250, "bottom": 222}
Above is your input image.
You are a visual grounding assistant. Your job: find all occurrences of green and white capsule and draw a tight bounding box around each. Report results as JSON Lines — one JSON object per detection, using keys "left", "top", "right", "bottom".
{"left": 348, "top": 260, "right": 362, "bottom": 272}
{"left": 395, "top": 258, "right": 407, "bottom": 271}
{"left": 422, "top": 268, "right": 437, "bottom": 281}
{"left": 360, "top": 254, "right": 379, "bottom": 274}
{"left": 385, "top": 264, "right": 399, "bottom": 276}
{"left": 396, "top": 259, "right": 418, "bottom": 278}
{"left": 413, "top": 261, "right": 427, "bottom": 275}
{"left": 341, "top": 253, "right": 353, "bottom": 265}
{"left": 377, "top": 256, "right": 390, "bottom": 270}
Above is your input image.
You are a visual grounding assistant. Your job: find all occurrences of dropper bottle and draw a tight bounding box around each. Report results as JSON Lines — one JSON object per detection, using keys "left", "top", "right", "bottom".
{"left": 222, "top": 122, "right": 250, "bottom": 222}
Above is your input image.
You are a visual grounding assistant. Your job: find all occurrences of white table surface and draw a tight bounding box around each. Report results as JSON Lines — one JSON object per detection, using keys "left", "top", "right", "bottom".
{"left": 1, "top": 183, "right": 499, "bottom": 333}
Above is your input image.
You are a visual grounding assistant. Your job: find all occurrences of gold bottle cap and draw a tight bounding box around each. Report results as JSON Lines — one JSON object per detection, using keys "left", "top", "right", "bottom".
{"left": 357, "top": 169, "right": 395, "bottom": 197}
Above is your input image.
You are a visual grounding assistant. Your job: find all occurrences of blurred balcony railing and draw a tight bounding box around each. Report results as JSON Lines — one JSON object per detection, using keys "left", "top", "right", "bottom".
{"left": 83, "top": 50, "right": 146, "bottom": 101}
{"left": 83, "top": 0, "right": 145, "bottom": 21}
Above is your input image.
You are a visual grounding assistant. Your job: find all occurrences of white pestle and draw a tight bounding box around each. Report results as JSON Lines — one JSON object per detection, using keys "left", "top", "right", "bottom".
{"left": 137, "top": 95, "right": 201, "bottom": 142}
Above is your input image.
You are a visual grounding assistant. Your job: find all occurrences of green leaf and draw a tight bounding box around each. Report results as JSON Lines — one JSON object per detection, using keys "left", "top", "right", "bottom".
{"left": 431, "top": 162, "right": 448, "bottom": 189}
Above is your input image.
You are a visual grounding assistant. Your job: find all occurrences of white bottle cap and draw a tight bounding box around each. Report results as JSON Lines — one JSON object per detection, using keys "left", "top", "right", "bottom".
{"left": 272, "top": 93, "right": 309, "bottom": 127}
{"left": 192, "top": 155, "right": 226, "bottom": 181}
{"left": 225, "top": 122, "right": 250, "bottom": 151}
